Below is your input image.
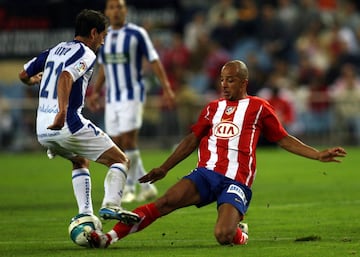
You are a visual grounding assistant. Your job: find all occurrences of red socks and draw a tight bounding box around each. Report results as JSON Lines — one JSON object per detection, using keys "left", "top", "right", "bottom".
{"left": 112, "top": 202, "right": 161, "bottom": 239}
{"left": 232, "top": 227, "right": 248, "bottom": 245}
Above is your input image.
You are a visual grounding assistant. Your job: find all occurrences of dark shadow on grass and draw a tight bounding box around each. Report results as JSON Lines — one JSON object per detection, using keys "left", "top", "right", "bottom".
{"left": 57, "top": 242, "right": 225, "bottom": 251}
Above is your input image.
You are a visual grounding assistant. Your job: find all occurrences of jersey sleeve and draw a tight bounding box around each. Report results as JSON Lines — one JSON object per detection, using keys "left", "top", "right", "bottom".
{"left": 137, "top": 27, "right": 159, "bottom": 62}
{"left": 261, "top": 101, "right": 288, "bottom": 142}
{"left": 24, "top": 50, "right": 50, "bottom": 77}
{"left": 191, "top": 103, "right": 213, "bottom": 139}
{"left": 64, "top": 48, "right": 96, "bottom": 82}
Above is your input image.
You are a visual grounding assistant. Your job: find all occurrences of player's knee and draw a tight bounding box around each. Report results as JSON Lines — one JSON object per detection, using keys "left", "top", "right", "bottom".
{"left": 154, "top": 195, "right": 176, "bottom": 216}
{"left": 124, "top": 157, "right": 130, "bottom": 168}
{"left": 71, "top": 157, "right": 89, "bottom": 169}
{"left": 120, "top": 156, "right": 130, "bottom": 169}
{"left": 97, "top": 146, "right": 130, "bottom": 168}
{"left": 214, "top": 226, "right": 234, "bottom": 245}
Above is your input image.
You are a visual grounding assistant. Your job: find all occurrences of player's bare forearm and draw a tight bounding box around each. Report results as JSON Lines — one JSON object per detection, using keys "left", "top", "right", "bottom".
{"left": 277, "top": 135, "right": 319, "bottom": 159}
{"left": 93, "top": 64, "right": 105, "bottom": 94}
{"left": 47, "top": 71, "right": 73, "bottom": 130}
{"left": 57, "top": 71, "right": 73, "bottom": 112}
{"left": 139, "top": 133, "right": 199, "bottom": 184}
{"left": 151, "top": 60, "right": 175, "bottom": 108}
{"left": 277, "top": 135, "right": 347, "bottom": 162}
{"left": 160, "top": 133, "right": 199, "bottom": 171}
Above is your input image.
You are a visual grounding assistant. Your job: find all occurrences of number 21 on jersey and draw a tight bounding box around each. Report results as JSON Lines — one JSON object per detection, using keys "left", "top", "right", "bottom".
{"left": 40, "top": 61, "right": 63, "bottom": 99}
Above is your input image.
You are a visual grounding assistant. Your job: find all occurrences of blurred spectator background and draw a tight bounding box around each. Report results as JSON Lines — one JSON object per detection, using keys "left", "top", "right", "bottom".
{"left": 1, "top": 0, "right": 360, "bottom": 151}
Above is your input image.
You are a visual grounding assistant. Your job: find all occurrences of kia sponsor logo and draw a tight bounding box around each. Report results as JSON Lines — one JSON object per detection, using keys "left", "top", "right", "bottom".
{"left": 214, "top": 121, "right": 240, "bottom": 139}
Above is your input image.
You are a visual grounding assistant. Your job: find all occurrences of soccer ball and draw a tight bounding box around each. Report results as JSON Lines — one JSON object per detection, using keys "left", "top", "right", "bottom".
{"left": 68, "top": 213, "right": 102, "bottom": 247}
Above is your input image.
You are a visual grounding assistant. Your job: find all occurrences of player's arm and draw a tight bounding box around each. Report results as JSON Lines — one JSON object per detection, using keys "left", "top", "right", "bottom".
{"left": 139, "top": 132, "right": 200, "bottom": 184}
{"left": 150, "top": 60, "right": 175, "bottom": 109}
{"left": 19, "top": 50, "right": 49, "bottom": 86}
{"left": 47, "top": 71, "right": 73, "bottom": 130}
{"left": 87, "top": 64, "right": 105, "bottom": 111}
{"left": 19, "top": 70, "right": 43, "bottom": 86}
{"left": 277, "top": 134, "right": 347, "bottom": 162}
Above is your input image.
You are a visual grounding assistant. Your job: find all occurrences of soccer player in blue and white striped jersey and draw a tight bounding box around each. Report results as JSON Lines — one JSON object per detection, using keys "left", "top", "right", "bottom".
{"left": 88, "top": 0, "right": 175, "bottom": 203}
{"left": 19, "top": 9, "right": 140, "bottom": 225}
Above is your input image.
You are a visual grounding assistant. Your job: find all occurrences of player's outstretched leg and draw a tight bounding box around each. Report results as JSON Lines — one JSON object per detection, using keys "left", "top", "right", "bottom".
{"left": 88, "top": 203, "right": 161, "bottom": 248}
{"left": 232, "top": 222, "right": 249, "bottom": 245}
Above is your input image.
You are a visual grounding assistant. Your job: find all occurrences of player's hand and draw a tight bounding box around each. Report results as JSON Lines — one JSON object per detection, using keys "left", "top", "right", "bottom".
{"left": 19, "top": 70, "right": 43, "bottom": 86}
{"left": 162, "top": 87, "right": 176, "bottom": 109}
{"left": 47, "top": 112, "right": 66, "bottom": 130}
{"left": 139, "top": 167, "right": 168, "bottom": 184}
{"left": 318, "top": 147, "right": 347, "bottom": 162}
{"left": 31, "top": 72, "right": 43, "bottom": 85}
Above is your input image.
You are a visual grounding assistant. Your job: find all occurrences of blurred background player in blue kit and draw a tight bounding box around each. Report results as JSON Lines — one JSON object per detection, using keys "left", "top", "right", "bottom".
{"left": 88, "top": 0, "right": 175, "bottom": 203}
{"left": 19, "top": 9, "right": 140, "bottom": 225}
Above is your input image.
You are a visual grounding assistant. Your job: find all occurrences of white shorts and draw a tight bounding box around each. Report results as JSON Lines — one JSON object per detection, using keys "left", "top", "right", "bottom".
{"left": 105, "top": 100, "right": 143, "bottom": 136}
{"left": 38, "top": 121, "right": 115, "bottom": 161}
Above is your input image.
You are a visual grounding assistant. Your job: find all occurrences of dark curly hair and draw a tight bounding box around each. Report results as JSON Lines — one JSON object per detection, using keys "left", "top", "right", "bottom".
{"left": 75, "top": 9, "right": 109, "bottom": 37}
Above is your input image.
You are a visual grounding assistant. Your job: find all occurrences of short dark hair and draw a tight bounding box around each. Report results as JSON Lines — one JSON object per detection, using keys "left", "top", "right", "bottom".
{"left": 105, "top": 0, "right": 126, "bottom": 8}
{"left": 75, "top": 9, "right": 108, "bottom": 37}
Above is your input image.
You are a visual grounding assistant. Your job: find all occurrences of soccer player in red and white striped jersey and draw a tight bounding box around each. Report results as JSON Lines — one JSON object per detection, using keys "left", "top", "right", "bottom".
{"left": 86, "top": 60, "right": 347, "bottom": 248}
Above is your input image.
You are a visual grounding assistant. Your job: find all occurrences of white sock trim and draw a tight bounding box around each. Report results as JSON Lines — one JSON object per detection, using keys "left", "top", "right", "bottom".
{"left": 72, "top": 168, "right": 90, "bottom": 178}
{"left": 109, "top": 163, "right": 128, "bottom": 178}
{"left": 108, "top": 230, "right": 119, "bottom": 244}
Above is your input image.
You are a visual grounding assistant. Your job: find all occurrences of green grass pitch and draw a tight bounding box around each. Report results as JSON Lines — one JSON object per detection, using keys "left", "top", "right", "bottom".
{"left": 0, "top": 147, "right": 359, "bottom": 257}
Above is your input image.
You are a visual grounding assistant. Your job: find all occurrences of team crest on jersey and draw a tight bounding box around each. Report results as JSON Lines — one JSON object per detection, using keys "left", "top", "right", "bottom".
{"left": 213, "top": 121, "right": 240, "bottom": 139}
{"left": 225, "top": 106, "right": 236, "bottom": 115}
{"left": 75, "top": 60, "right": 87, "bottom": 73}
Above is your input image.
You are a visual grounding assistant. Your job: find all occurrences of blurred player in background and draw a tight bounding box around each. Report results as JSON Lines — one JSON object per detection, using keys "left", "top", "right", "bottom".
{"left": 19, "top": 9, "right": 139, "bottom": 225}
{"left": 86, "top": 60, "right": 346, "bottom": 247}
{"left": 88, "top": 0, "right": 175, "bottom": 203}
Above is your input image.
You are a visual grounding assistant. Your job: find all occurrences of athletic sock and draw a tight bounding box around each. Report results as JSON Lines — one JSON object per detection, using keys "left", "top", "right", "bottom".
{"left": 124, "top": 149, "right": 140, "bottom": 193}
{"left": 136, "top": 157, "right": 153, "bottom": 191}
{"left": 101, "top": 163, "right": 128, "bottom": 208}
{"left": 109, "top": 202, "right": 161, "bottom": 241}
{"left": 232, "top": 227, "right": 248, "bottom": 245}
{"left": 72, "top": 168, "right": 93, "bottom": 214}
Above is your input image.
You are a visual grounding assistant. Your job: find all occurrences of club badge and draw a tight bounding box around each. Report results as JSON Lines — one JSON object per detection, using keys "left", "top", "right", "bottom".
{"left": 225, "top": 106, "right": 236, "bottom": 115}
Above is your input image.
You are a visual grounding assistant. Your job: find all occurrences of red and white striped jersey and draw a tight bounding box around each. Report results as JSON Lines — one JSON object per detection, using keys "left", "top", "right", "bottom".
{"left": 191, "top": 96, "right": 288, "bottom": 188}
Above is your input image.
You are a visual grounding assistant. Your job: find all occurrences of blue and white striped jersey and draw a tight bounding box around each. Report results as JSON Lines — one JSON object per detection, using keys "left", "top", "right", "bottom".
{"left": 24, "top": 40, "right": 96, "bottom": 135}
{"left": 98, "top": 23, "right": 159, "bottom": 103}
